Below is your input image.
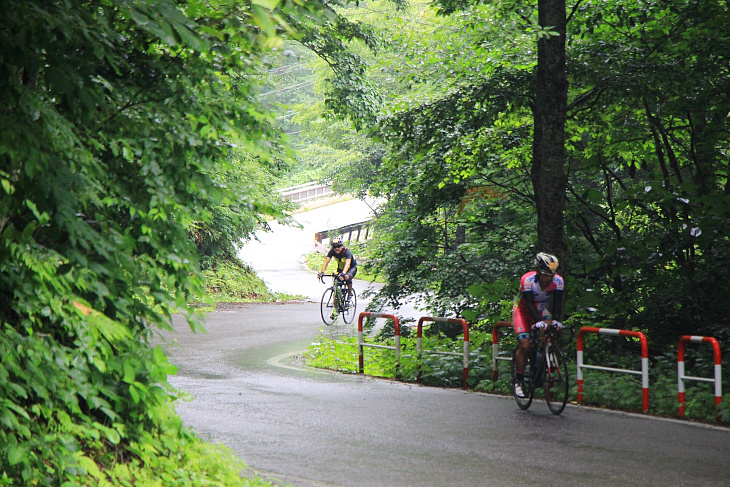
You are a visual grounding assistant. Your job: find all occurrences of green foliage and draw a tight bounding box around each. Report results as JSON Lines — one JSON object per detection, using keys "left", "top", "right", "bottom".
{"left": 289, "top": 0, "right": 730, "bottom": 352}
{"left": 194, "top": 150, "right": 295, "bottom": 266}
{"left": 202, "top": 259, "right": 297, "bottom": 303}
{"left": 305, "top": 336, "right": 361, "bottom": 374}
{"left": 78, "top": 412, "right": 272, "bottom": 486}
{"left": 0, "top": 0, "right": 338, "bottom": 483}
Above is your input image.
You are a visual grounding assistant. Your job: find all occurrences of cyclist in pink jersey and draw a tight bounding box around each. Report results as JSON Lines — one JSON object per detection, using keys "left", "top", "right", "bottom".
{"left": 512, "top": 252, "right": 564, "bottom": 397}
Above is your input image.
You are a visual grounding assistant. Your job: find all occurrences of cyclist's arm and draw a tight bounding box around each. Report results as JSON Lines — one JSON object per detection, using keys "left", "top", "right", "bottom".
{"left": 551, "top": 290, "right": 564, "bottom": 322}
{"left": 320, "top": 256, "right": 332, "bottom": 274}
{"left": 522, "top": 291, "right": 544, "bottom": 324}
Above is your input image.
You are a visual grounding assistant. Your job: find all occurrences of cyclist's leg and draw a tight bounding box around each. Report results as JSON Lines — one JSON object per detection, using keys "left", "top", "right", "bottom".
{"left": 344, "top": 268, "right": 356, "bottom": 294}
{"left": 512, "top": 305, "right": 532, "bottom": 397}
{"left": 513, "top": 305, "right": 531, "bottom": 377}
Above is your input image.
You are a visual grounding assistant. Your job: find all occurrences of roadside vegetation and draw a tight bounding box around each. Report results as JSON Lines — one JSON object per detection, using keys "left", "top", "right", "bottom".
{"left": 304, "top": 321, "right": 730, "bottom": 425}
{"left": 0, "top": 1, "right": 356, "bottom": 485}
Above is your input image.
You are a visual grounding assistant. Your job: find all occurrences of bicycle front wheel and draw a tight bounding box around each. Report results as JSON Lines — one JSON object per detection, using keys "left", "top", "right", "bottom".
{"left": 544, "top": 346, "right": 569, "bottom": 415}
{"left": 320, "top": 288, "right": 337, "bottom": 326}
{"left": 511, "top": 348, "right": 534, "bottom": 410}
{"left": 341, "top": 289, "right": 357, "bottom": 324}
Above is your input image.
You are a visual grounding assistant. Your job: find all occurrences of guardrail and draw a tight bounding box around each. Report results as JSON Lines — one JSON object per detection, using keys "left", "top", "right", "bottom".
{"left": 357, "top": 312, "right": 400, "bottom": 378}
{"left": 416, "top": 317, "right": 470, "bottom": 389}
{"left": 491, "top": 321, "right": 513, "bottom": 382}
{"left": 350, "top": 316, "right": 725, "bottom": 420}
{"left": 577, "top": 327, "right": 649, "bottom": 412}
{"left": 678, "top": 335, "right": 723, "bottom": 421}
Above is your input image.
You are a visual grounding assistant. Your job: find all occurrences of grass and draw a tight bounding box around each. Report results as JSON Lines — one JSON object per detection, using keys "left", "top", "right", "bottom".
{"left": 202, "top": 258, "right": 306, "bottom": 304}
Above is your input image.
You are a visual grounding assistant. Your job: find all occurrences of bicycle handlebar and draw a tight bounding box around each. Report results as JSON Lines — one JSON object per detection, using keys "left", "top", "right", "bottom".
{"left": 318, "top": 273, "right": 344, "bottom": 284}
{"left": 531, "top": 323, "right": 576, "bottom": 344}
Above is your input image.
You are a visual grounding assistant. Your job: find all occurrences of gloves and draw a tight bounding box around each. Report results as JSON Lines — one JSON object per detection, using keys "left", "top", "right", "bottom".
{"left": 553, "top": 321, "right": 564, "bottom": 329}
{"left": 534, "top": 321, "right": 548, "bottom": 329}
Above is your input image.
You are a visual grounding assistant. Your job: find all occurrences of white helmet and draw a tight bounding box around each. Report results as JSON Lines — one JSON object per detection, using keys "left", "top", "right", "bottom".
{"left": 535, "top": 252, "right": 559, "bottom": 275}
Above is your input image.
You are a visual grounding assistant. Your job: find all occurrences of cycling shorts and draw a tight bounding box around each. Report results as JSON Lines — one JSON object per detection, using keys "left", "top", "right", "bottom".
{"left": 513, "top": 304, "right": 549, "bottom": 341}
{"left": 339, "top": 267, "right": 357, "bottom": 280}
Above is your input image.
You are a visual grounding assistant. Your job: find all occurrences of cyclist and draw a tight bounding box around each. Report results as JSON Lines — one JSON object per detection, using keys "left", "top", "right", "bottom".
{"left": 317, "top": 236, "right": 357, "bottom": 298}
{"left": 512, "top": 252, "right": 564, "bottom": 397}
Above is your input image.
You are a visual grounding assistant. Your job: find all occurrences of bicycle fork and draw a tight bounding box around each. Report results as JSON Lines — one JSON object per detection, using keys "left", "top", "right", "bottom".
{"left": 544, "top": 342, "right": 553, "bottom": 372}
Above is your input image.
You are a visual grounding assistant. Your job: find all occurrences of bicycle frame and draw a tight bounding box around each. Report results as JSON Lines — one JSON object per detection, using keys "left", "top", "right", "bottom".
{"left": 319, "top": 273, "right": 347, "bottom": 304}
{"left": 513, "top": 323, "right": 573, "bottom": 415}
{"left": 319, "top": 273, "right": 357, "bottom": 325}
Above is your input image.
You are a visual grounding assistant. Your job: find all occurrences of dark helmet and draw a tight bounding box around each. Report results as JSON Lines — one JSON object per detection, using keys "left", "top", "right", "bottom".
{"left": 331, "top": 236, "right": 343, "bottom": 247}
{"left": 535, "top": 252, "right": 559, "bottom": 275}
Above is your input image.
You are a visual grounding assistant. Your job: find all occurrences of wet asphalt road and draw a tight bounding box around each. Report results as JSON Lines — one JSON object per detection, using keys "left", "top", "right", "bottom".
{"left": 160, "top": 302, "right": 730, "bottom": 487}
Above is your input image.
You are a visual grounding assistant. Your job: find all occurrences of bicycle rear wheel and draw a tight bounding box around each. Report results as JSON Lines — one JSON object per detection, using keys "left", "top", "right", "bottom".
{"left": 544, "top": 346, "right": 569, "bottom": 415}
{"left": 320, "top": 288, "right": 337, "bottom": 326}
{"left": 511, "top": 348, "right": 534, "bottom": 410}
{"left": 341, "top": 289, "right": 357, "bottom": 324}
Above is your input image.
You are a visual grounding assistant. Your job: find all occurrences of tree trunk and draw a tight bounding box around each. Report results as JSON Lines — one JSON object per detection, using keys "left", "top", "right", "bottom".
{"left": 532, "top": 0, "right": 568, "bottom": 264}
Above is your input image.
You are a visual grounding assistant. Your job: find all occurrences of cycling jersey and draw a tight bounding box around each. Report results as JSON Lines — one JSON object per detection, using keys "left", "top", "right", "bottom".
{"left": 326, "top": 247, "right": 357, "bottom": 273}
{"left": 513, "top": 271, "right": 564, "bottom": 339}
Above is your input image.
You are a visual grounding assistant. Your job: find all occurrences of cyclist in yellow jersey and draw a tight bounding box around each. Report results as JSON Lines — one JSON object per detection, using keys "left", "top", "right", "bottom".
{"left": 317, "top": 236, "right": 357, "bottom": 296}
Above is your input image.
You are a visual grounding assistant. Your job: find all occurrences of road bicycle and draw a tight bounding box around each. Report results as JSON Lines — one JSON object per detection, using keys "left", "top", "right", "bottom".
{"left": 318, "top": 273, "right": 357, "bottom": 326}
{"left": 510, "top": 323, "right": 574, "bottom": 415}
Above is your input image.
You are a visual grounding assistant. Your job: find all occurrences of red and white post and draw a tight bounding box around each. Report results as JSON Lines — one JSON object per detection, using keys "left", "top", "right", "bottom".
{"left": 416, "top": 317, "right": 470, "bottom": 389}
{"left": 577, "top": 327, "right": 649, "bottom": 413}
{"left": 677, "top": 335, "right": 722, "bottom": 421}
{"left": 491, "top": 321, "right": 513, "bottom": 382}
{"left": 357, "top": 312, "right": 400, "bottom": 376}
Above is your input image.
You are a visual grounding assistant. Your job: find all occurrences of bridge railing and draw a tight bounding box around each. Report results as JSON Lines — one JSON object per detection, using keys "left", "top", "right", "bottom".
{"left": 279, "top": 182, "right": 332, "bottom": 202}
{"left": 314, "top": 220, "right": 373, "bottom": 254}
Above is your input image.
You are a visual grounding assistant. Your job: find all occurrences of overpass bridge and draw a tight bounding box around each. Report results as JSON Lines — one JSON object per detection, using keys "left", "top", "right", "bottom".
{"left": 279, "top": 182, "right": 333, "bottom": 203}
{"left": 279, "top": 183, "right": 375, "bottom": 254}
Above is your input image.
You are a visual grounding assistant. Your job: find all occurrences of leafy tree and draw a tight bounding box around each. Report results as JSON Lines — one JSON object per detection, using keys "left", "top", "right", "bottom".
{"left": 562, "top": 0, "right": 730, "bottom": 342}
{"left": 312, "top": 2, "right": 544, "bottom": 316}
{"left": 533, "top": 0, "right": 568, "bottom": 261}
{"left": 430, "top": 0, "right": 569, "bottom": 263}
{"left": 0, "top": 0, "right": 333, "bottom": 483}
{"left": 297, "top": 0, "right": 730, "bottom": 349}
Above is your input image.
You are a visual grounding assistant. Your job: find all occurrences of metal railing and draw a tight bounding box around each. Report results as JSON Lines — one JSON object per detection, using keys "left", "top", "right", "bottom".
{"left": 577, "top": 327, "right": 650, "bottom": 412}
{"left": 279, "top": 182, "right": 332, "bottom": 202}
